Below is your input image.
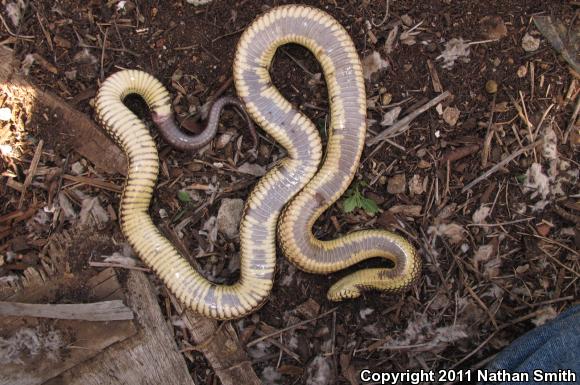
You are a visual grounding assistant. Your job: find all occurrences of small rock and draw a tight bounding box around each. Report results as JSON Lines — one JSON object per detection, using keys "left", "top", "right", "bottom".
{"left": 485, "top": 80, "right": 498, "bottom": 94}
{"left": 237, "top": 163, "right": 266, "bottom": 176}
{"left": 387, "top": 174, "right": 406, "bottom": 194}
{"left": 401, "top": 14, "right": 413, "bottom": 27}
{"left": 442, "top": 106, "right": 460, "bottom": 126}
{"left": 417, "top": 159, "right": 431, "bottom": 169}
{"left": 521, "top": 33, "right": 540, "bottom": 52}
{"left": 516, "top": 65, "right": 528, "bottom": 78}
{"left": 216, "top": 198, "right": 244, "bottom": 238}
{"left": 479, "top": 16, "right": 508, "bottom": 40}
{"left": 409, "top": 174, "right": 426, "bottom": 195}
{"left": 70, "top": 161, "right": 85, "bottom": 175}
{"left": 380, "top": 92, "right": 392, "bottom": 106}
{"left": 515, "top": 264, "right": 529, "bottom": 275}
{"left": 0, "top": 107, "right": 11, "bottom": 121}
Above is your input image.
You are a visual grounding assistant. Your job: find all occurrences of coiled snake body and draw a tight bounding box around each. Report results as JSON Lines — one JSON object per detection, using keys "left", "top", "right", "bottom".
{"left": 96, "top": 5, "right": 421, "bottom": 320}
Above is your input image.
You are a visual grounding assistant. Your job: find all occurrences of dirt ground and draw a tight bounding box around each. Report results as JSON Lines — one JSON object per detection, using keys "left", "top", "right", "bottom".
{"left": 1, "top": 1, "right": 579, "bottom": 384}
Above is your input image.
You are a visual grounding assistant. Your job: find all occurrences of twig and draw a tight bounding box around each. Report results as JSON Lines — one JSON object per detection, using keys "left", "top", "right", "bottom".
{"left": 35, "top": 10, "right": 53, "bottom": 52}
{"left": 426, "top": 59, "right": 443, "bottom": 93}
{"left": 0, "top": 300, "right": 134, "bottom": 321}
{"left": 18, "top": 139, "right": 44, "bottom": 208}
{"left": 211, "top": 27, "right": 245, "bottom": 43}
{"left": 89, "top": 261, "right": 151, "bottom": 272}
{"left": 371, "top": 0, "right": 390, "bottom": 27}
{"left": 100, "top": 27, "right": 109, "bottom": 81}
{"left": 462, "top": 139, "right": 543, "bottom": 193}
{"left": 449, "top": 308, "right": 555, "bottom": 369}
{"left": 280, "top": 48, "right": 315, "bottom": 77}
{"left": 78, "top": 42, "right": 140, "bottom": 57}
{"left": 63, "top": 174, "right": 123, "bottom": 193}
{"left": 367, "top": 91, "right": 451, "bottom": 146}
{"left": 564, "top": 92, "right": 580, "bottom": 144}
{"left": 247, "top": 307, "right": 338, "bottom": 347}
{"left": 466, "top": 217, "right": 534, "bottom": 227}
{"left": 482, "top": 94, "right": 497, "bottom": 168}
{"left": 0, "top": 14, "right": 35, "bottom": 40}
{"left": 513, "top": 295, "right": 575, "bottom": 311}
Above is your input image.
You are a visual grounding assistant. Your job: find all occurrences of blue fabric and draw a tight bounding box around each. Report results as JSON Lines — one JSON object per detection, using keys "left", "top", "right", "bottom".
{"left": 479, "top": 305, "right": 580, "bottom": 385}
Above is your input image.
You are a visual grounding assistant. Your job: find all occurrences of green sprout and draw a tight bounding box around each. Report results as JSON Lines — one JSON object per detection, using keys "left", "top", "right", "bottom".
{"left": 342, "top": 181, "right": 380, "bottom": 216}
{"left": 173, "top": 190, "right": 195, "bottom": 222}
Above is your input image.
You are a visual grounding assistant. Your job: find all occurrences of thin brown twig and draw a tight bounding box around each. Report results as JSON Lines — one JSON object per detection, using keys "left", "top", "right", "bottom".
{"left": 462, "top": 139, "right": 543, "bottom": 193}
{"left": 367, "top": 91, "right": 451, "bottom": 146}
{"left": 247, "top": 307, "right": 337, "bottom": 347}
{"left": 0, "top": 14, "right": 35, "bottom": 40}
{"left": 18, "top": 140, "right": 44, "bottom": 208}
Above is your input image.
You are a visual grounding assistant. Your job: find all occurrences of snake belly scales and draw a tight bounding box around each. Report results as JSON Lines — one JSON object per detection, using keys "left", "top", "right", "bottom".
{"left": 95, "top": 5, "right": 421, "bottom": 320}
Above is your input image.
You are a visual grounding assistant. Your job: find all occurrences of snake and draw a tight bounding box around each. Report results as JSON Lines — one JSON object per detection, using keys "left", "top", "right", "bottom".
{"left": 95, "top": 5, "right": 421, "bottom": 320}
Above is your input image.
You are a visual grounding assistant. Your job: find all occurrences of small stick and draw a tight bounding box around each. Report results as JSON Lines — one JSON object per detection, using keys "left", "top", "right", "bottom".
{"left": 481, "top": 94, "right": 497, "bottom": 168}
{"left": 564, "top": 93, "right": 580, "bottom": 144}
{"left": 247, "top": 307, "right": 338, "bottom": 347}
{"left": 18, "top": 139, "right": 44, "bottom": 208}
{"left": 0, "top": 14, "right": 35, "bottom": 40}
{"left": 63, "top": 174, "right": 122, "bottom": 193}
{"left": 100, "top": 27, "right": 109, "bottom": 81}
{"left": 35, "top": 10, "right": 53, "bottom": 52}
{"left": 462, "top": 139, "right": 543, "bottom": 193}
{"left": 88, "top": 261, "right": 151, "bottom": 272}
{"left": 440, "top": 144, "right": 480, "bottom": 163}
{"left": 466, "top": 217, "right": 534, "bottom": 227}
{"left": 367, "top": 91, "right": 451, "bottom": 146}
{"left": 426, "top": 59, "right": 443, "bottom": 93}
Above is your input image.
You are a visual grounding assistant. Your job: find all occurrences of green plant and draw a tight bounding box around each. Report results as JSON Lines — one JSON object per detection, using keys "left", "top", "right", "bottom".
{"left": 173, "top": 190, "right": 194, "bottom": 222}
{"left": 342, "top": 181, "right": 380, "bottom": 216}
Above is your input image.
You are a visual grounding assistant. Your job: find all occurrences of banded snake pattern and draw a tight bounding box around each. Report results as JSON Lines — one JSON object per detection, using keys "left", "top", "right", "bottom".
{"left": 95, "top": 4, "right": 421, "bottom": 320}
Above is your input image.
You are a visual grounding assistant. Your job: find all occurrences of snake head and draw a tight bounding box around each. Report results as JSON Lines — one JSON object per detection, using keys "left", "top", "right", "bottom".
{"left": 327, "top": 278, "right": 363, "bottom": 301}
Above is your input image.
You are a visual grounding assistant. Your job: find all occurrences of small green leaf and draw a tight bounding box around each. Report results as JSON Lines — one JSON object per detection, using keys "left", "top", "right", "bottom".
{"left": 515, "top": 174, "right": 527, "bottom": 183}
{"left": 177, "top": 190, "right": 192, "bottom": 203}
{"left": 360, "top": 197, "right": 380, "bottom": 216}
{"left": 343, "top": 195, "right": 359, "bottom": 213}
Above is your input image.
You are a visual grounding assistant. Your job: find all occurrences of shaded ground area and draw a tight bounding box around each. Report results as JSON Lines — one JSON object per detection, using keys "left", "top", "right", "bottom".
{"left": 1, "top": 1, "right": 579, "bottom": 384}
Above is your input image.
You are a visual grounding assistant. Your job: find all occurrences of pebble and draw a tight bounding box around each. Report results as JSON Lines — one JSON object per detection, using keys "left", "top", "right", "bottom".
{"left": 521, "top": 33, "right": 540, "bottom": 52}
{"left": 485, "top": 80, "right": 498, "bottom": 94}
{"left": 216, "top": 198, "right": 244, "bottom": 239}
{"left": 516, "top": 65, "right": 528, "bottom": 78}
{"left": 442, "top": 106, "right": 460, "bottom": 126}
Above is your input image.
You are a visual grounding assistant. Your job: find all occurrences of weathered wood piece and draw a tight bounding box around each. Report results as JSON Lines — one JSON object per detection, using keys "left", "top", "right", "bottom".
{"left": 0, "top": 300, "right": 134, "bottom": 321}
{"left": 0, "top": 269, "right": 138, "bottom": 385}
{"left": 49, "top": 271, "right": 196, "bottom": 385}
